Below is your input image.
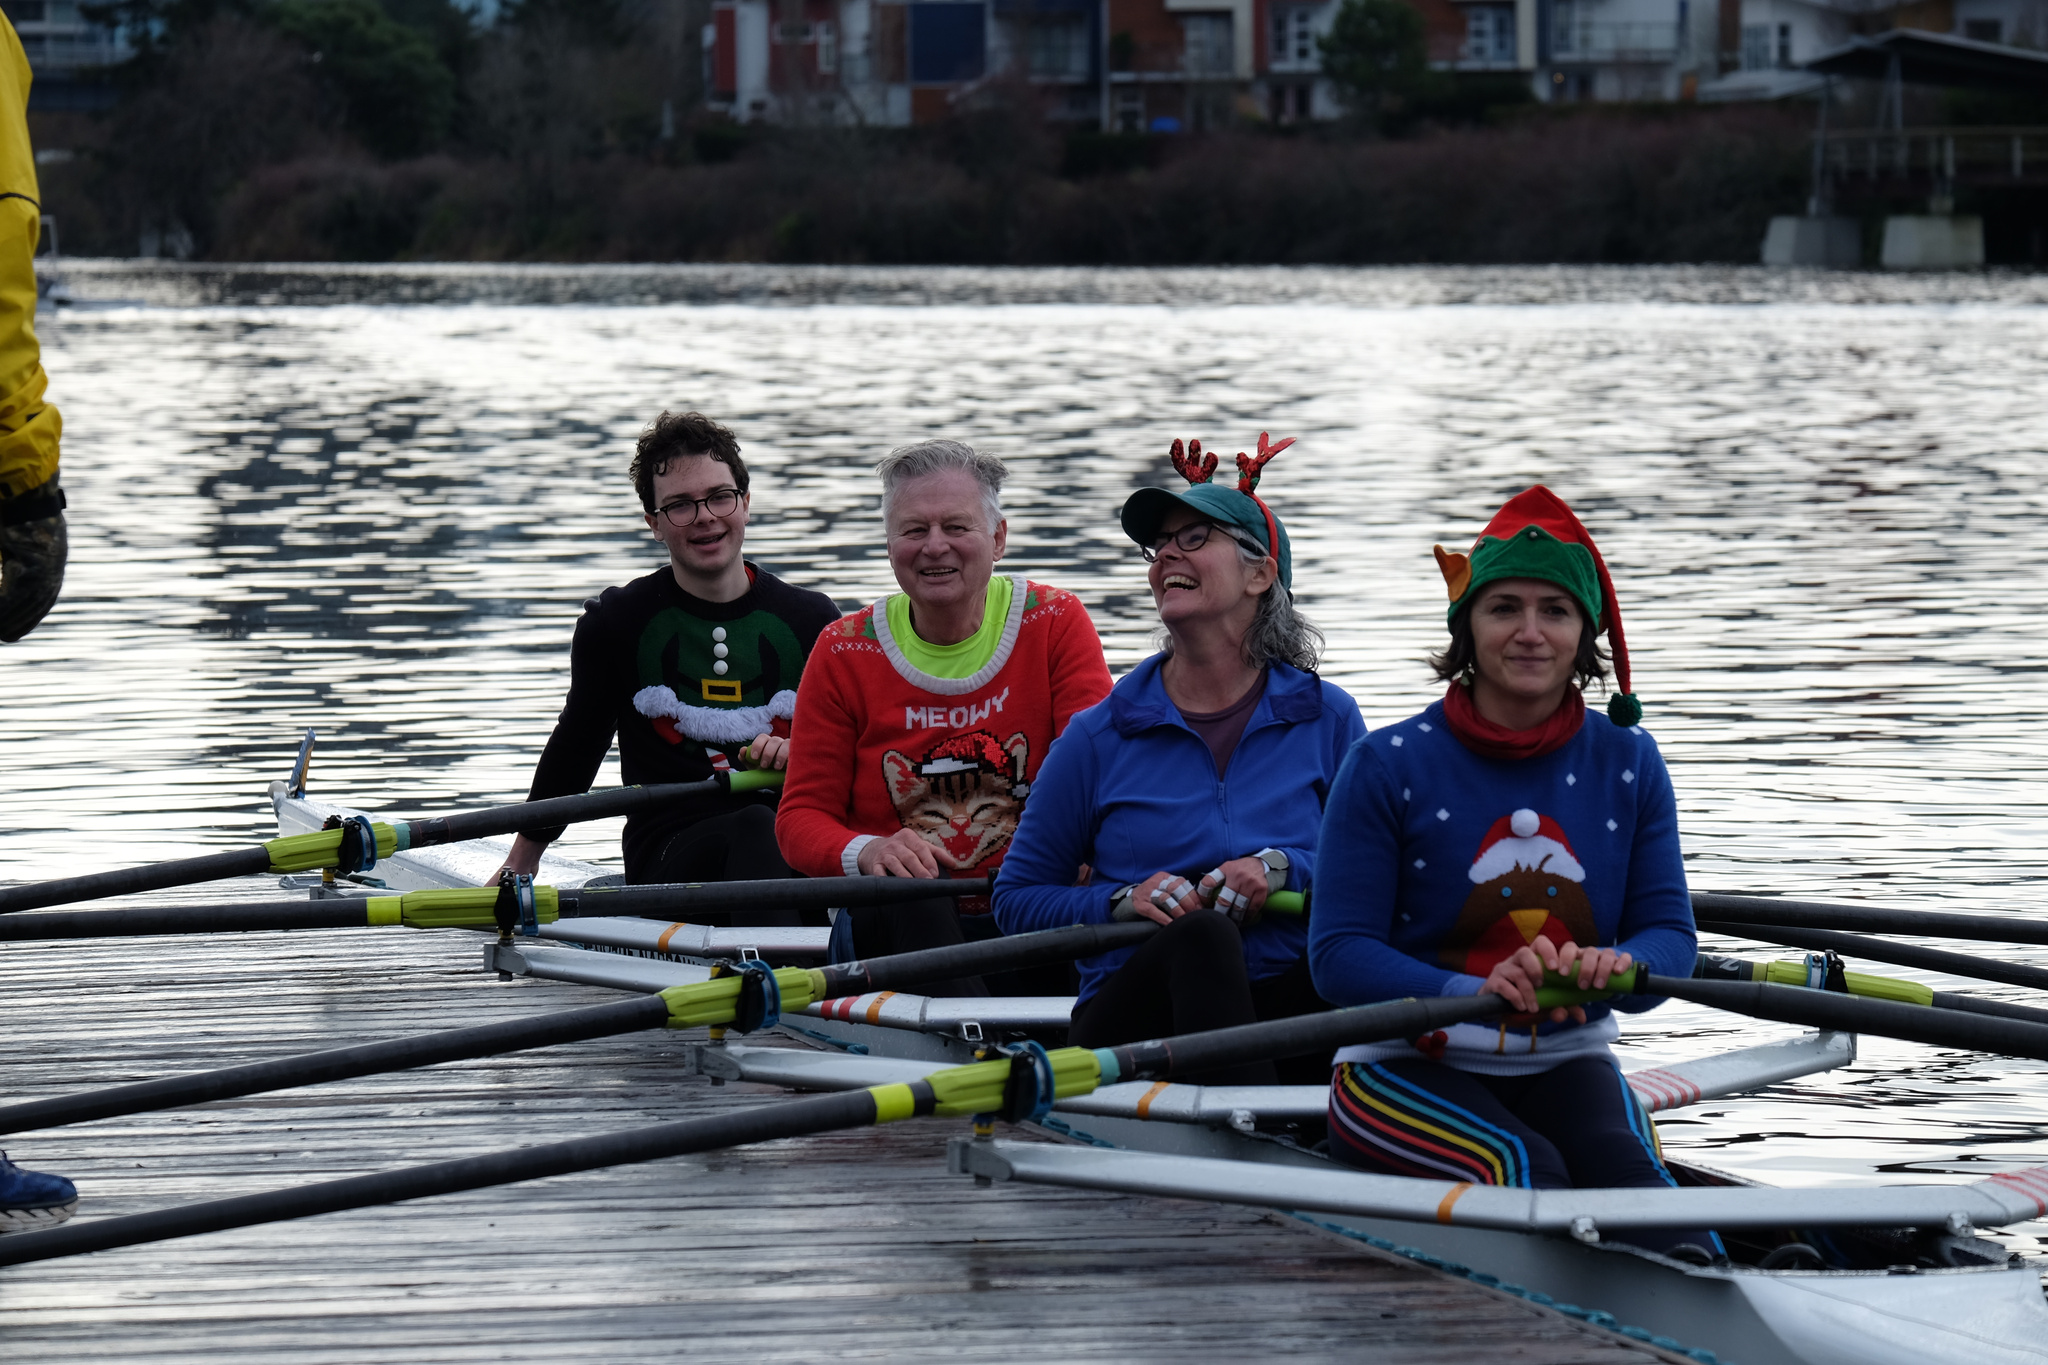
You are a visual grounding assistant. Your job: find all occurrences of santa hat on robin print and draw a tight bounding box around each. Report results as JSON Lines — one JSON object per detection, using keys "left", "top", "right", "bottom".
{"left": 1467, "top": 809, "right": 1585, "bottom": 884}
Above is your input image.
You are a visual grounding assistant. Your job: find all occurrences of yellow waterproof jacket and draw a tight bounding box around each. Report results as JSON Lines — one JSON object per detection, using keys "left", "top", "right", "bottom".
{"left": 0, "top": 14, "right": 57, "bottom": 502}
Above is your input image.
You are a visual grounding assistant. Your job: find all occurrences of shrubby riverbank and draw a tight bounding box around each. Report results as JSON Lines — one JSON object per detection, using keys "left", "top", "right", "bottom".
{"left": 37, "top": 101, "right": 1810, "bottom": 265}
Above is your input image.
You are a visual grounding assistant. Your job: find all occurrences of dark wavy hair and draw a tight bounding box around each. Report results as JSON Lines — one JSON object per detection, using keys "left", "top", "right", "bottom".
{"left": 1428, "top": 597, "right": 1609, "bottom": 692}
{"left": 630, "top": 411, "right": 747, "bottom": 512}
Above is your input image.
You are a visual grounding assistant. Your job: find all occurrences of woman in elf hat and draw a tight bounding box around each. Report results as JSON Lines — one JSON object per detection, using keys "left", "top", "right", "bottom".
{"left": 994, "top": 436, "right": 1364, "bottom": 1084}
{"left": 1308, "top": 486, "right": 1718, "bottom": 1259}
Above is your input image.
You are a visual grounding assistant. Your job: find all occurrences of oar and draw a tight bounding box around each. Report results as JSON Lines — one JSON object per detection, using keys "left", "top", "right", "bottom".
{"left": 1694, "top": 952, "right": 2048, "bottom": 1028}
{"left": 0, "top": 874, "right": 991, "bottom": 942}
{"left": 0, "top": 989, "right": 1519, "bottom": 1266}
{"left": 1700, "top": 920, "right": 2048, "bottom": 996}
{"left": 0, "top": 771, "right": 784, "bottom": 916}
{"left": 1692, "top": 891, "right": 2048, "bottom": 947}
{"left": 1619, "top": 965, "right": 2048, "bottom": 1058}
{"left": 0, "top": 918, "right": 1154, "bottom": 1137}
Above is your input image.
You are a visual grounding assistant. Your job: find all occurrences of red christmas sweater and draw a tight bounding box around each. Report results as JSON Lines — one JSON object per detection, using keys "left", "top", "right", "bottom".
{"left": 776, "top": 576, "right": 1113, "bottom": 902}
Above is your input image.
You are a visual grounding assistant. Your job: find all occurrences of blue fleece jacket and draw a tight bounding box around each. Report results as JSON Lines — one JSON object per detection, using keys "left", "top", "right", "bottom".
{"left": 993, "top": 655, "right": 1366, "bottom": 1004}
{"left": 1309, "top": 698, "right": 1696, "bottom": 1075}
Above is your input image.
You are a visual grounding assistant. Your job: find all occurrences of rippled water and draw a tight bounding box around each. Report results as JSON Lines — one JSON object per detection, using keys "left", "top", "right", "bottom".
{"left": 13, "top": 262, "right": 2048, "bottom": 1253}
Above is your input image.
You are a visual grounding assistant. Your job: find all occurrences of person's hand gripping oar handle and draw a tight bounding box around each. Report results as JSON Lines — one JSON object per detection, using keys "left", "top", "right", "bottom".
{"left": 0, "top": 771, "right": 783, "bottom": 915}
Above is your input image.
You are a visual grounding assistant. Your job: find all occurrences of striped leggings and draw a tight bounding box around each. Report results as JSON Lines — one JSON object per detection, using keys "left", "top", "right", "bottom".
{"left": 1328, "top": 1055, "right": 1722, "bottom": 1257}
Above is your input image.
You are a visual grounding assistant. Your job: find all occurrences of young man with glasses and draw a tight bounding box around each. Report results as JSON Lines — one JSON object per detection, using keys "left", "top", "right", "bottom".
{"left": 495, "top": 412, "right": 841, "bottom": 922}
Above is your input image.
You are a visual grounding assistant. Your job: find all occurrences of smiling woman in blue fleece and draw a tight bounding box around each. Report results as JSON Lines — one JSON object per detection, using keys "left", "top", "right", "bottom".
{"left": 992, "top": 436, "right": 1363, "bottom": 1086}
{"left": 1308, "top": 484, "right": 1718, "bottom": 1262}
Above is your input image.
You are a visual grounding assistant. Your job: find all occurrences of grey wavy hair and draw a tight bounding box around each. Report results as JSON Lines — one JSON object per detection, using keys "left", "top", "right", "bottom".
{"left": 1160, "top": 532, "right": 1325, "bottom": 673}
{"left": 876, "top": 439, "right": 1006, "bottom": 529}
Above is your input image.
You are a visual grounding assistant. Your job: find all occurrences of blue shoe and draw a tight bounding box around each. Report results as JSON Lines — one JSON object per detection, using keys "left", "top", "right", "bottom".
{"left": 0, "top": 1151, "right": 77, "bottom": 1232}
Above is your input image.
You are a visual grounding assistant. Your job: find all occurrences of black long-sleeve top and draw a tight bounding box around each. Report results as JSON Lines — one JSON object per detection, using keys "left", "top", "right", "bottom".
{"left": 521, "top": 561, "right": 842, "bottom": 880}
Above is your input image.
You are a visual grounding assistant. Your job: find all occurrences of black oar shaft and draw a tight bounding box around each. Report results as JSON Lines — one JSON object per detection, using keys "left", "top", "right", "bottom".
{"left": 1700, "top": 919, "right": 2048, "bottom": 994}
{"left": 0, "top": 986, "right": 1507, "bottom": 1265}
{"left": 405, "top": 779, "right": 727, "bottom": 848}
{"left": 824, "top": 919, "right": 1154, "bottom": 996}
{"left": 0, "top": 876, "right": 998, "bottom": 942}
{"left": 0, "top": 902, "right": 369, "bottom": 941}
{"left": 565, "top": 876, "right": 991, "bottom": 918}
{"left": 0, "top": 920, "right": 1144, "bottom": 1135}
{"left": 1107, "top": 994, "right": 1507, "bottom": 1082}
{"left": 0, "top": 848, "right": 271, "bottom": 917}
{"left": 0, "top": 996, "right": 672, "bottom": 1137}
{"left": 1692, "top": 893, "right": 2048, "bottom": 946}
{"left": 1645, "top": 973, "right": 2048, "bottom": 1060}
{"left": 0, "top": 1088, "right": 882, "bottom": 1268}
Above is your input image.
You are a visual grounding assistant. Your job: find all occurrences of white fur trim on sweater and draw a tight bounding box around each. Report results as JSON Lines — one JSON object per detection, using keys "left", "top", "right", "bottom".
{"left": 633, "top": 686, "right": 798, "bottom": 745}
{"left": 871, "top": 575, "right": 1027, "bottom": 696}
{"left": 1467, "top": 835, "right": 1585, "bottom": 885}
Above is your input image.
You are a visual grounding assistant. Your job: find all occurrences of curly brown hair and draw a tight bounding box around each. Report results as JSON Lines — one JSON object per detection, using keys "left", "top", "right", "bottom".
{"left": 630, "top": 411, "right": 747, "bottom": 512}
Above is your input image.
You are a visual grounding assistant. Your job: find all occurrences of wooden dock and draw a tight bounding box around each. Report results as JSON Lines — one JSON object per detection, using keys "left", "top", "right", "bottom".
{"left": 0, "top": 894, "right": 1694, "bottom": 1363}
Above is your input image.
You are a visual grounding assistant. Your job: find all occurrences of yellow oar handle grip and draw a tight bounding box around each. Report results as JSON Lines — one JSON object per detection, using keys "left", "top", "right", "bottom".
{"left": 658, "top": 967, "right": 827, "bottom": 1028}
{"left": 264, "top": 823, "right": 404, "bottom": 874}
{"left": 1264, "top": 891, "right": 1305, "bottom": 915}
{"left": 1758, "top": 958, "right": 1934, "bottom": 1006}
{"left": 727, "top": 768, "right": 785, "bottom": 794}
{"left": 363, "top": 886, "right": 561, "bottom": 929}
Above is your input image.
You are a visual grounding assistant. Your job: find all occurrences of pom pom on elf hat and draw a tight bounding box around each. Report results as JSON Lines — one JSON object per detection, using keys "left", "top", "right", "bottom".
{"left": 1432, "top": 485, "right": 1642, "bottom": 727}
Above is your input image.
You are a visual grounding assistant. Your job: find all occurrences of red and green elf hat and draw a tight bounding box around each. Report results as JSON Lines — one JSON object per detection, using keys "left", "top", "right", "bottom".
{"left": 1432, "top": 485, "right": 1641, "bottom": 727}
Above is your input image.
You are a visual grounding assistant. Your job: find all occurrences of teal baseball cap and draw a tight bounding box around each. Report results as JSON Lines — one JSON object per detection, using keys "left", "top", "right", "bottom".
{"left": 1119, "top": 435, "right": 1295, "bottom": 590}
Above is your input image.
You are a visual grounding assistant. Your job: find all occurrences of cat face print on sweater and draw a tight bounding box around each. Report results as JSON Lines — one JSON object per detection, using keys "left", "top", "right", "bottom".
{"left": 881, "top": 730, "right": 1031, "bottom": 871}
{"left": 1439, "top": 808, "right": 1599, "bottom": 976}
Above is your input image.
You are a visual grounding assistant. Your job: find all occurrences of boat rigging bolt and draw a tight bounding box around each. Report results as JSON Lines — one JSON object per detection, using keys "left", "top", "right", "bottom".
{"left": 1944, "top": 1211, "right": 1975, "bottom": 1237}
{"left": 1569, "top": 1216, "right": 1600, "bottom": 1244}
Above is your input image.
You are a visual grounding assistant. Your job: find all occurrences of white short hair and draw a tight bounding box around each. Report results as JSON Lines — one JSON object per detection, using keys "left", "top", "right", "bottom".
{"left": 876, "top": 440, "right": 1006, "bottom": 528}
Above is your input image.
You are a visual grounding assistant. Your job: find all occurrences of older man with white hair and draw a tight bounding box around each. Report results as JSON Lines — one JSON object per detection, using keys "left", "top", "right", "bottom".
{"left": 776, "top": 440, "right": 1112, "bottom": 990}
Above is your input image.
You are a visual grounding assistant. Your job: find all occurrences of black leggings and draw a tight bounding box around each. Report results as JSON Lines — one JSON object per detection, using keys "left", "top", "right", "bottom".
{"left": 639, "top": 806, "right": 825, "bottom": 928}
{"left": 841, "top": 897, "right": 990, "bottom": 998}
{"left": 1067, "top": 912, "right": 1331, "bottom": 1086}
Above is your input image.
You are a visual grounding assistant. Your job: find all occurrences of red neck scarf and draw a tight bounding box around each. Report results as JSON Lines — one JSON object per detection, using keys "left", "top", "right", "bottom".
{"left": 1440, "top": 683, "right": 1585, "bottom": 762}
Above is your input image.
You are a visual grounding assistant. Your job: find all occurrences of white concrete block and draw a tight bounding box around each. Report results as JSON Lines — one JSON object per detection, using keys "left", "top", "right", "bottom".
{"left": 1761, "top": 216, "right": 1861, "bottom": 268}
{"left": 1880, "top": 215, "right": 1985, "bottom": 270}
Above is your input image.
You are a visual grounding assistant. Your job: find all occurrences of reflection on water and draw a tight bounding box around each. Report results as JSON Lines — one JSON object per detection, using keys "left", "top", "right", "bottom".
{"left": 9, "top": 264, "right": 2048, "bottom": 1252}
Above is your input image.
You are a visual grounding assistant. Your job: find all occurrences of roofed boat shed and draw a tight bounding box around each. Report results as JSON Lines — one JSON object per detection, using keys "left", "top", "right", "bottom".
{"left": 1764, "top": 28, "right": 2048, "bottom": 267}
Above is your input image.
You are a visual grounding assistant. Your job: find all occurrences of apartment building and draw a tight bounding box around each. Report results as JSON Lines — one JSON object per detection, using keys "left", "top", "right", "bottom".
{"left": 702, "top": 0, "right": 2048, "bottom": 122}
{"left": 706, "top": 0, "right": 1355, "bottom": 124}
{"left": 1, "top": 0, "right": 129, "bottom": 107}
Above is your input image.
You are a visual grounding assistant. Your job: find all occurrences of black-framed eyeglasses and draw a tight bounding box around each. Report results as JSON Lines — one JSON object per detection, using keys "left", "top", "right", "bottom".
{"left": 656, "top": 488, "right": 743, "bottom": 527}
{"left": 1139, "top": 521, "right": 1257, "bottom": 562}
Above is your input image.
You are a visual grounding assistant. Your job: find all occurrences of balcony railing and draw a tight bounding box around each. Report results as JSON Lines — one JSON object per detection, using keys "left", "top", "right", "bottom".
{"left": 1550, "top": 21, "right": 1677, "bottom": 62}
{"left": 1820, "top": 126, "right": 2048, "bottom": 185}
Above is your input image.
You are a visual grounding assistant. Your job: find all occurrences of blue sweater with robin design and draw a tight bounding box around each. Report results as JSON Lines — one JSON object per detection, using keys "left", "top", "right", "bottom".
{"left": 1309, "top": 698, "right": 1696, "bottom": 1076}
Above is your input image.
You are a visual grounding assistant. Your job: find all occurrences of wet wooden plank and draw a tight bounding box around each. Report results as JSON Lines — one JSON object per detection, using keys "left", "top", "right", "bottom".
{"left": 0, "top": 884, "right": 1689, "bottom": 1363}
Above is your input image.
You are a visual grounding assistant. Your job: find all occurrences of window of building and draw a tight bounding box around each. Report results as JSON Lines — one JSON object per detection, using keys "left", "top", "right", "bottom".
{"left": 1464, "top": 3, "right": 1515, "bottom": 61}
{"left": 1963, "top": 17, "right": 2003, "bottom": 41}
{"left": 1739, "top": 22, "right": 1770, "bottom": 69}
{"left": 1269, "top": 5, "right": 1317, "bottom": 70}
{"left": 1550, "top": 0, "right": 1577, "bottom": 55}
{"left": 1775, "top": 21, "right": 1791, "bottom": 65}
{"left": 1182, "top": 12, "right": 1232, "bottom": 76}
{"left": 816, "top": 19, "right": 837, "bottom": 72}
{"left": 1115, "top": 88, "right": 1145, "bottom": 132}
{"left": 1026, "top": 14, "right": 1090, "bottom": 79}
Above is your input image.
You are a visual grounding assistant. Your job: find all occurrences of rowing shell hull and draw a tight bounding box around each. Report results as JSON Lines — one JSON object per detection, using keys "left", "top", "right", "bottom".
{"left": 767, "top": 1016, "right": 2048, "bottom": 1365}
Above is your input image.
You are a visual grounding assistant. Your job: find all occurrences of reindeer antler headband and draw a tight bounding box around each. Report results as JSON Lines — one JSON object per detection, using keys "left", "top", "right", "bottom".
{"left": 1168, "top": 431, "right": 1294, "bottom": 575}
